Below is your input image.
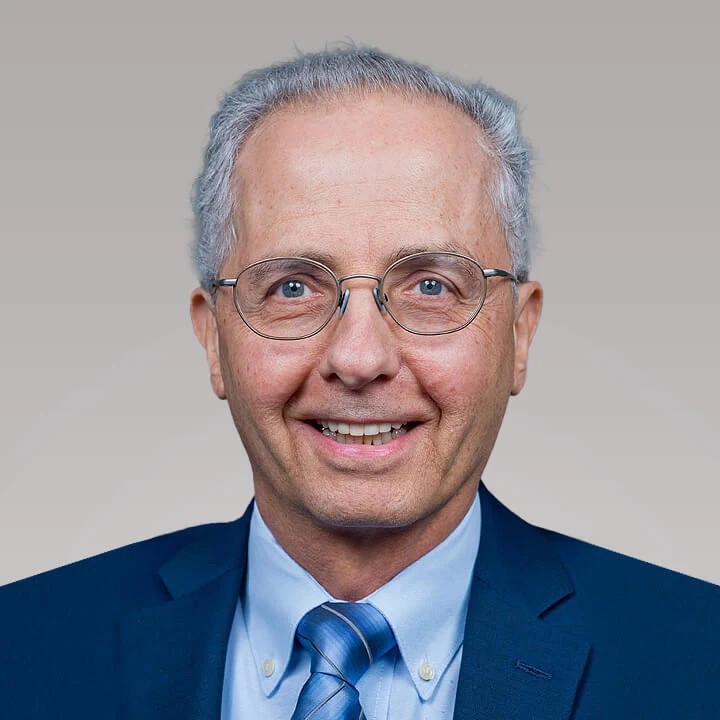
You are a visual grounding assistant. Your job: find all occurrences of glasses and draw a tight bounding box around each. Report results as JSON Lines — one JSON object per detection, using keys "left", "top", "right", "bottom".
{"left": 212, "top": 251, "right": 517, "bottom": 340}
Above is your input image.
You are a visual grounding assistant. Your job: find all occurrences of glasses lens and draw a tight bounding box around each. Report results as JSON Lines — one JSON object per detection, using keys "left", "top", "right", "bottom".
{"left": 235, "top": 258, "right": 338, "bottom": 339}
{"left": 383, "top": 253, "right": 487, "bottom": 334}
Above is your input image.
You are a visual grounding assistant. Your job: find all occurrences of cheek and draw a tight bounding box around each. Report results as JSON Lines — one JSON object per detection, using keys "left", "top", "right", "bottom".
{"left": 221, "top": 333, "right": 317, "bottom": 416}
{"left": 411, "top": 328, "right": 514, "bottom": 418}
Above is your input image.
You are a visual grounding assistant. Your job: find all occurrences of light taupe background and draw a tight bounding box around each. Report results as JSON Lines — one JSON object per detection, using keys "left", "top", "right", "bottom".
{"left": 1, "top": 0, "right": 718, "bottom": 587}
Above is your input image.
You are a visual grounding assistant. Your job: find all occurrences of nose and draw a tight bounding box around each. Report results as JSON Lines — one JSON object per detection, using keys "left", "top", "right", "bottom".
{"left": 318, "top": 279, "right": 401, "bottom": 390}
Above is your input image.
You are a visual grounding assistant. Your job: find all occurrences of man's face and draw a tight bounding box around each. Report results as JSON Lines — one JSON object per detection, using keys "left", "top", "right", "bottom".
{"left": 192, "top": 93, "right": 541, "bottom": 543}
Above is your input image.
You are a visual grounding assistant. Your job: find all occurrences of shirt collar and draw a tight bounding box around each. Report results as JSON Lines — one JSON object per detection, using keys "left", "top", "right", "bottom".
{"left": 244, "top": 506, "right": 331, "bottom": 696}
{"left": 365, "top": 495, "right": 481, "bottom": 699}
{"left": 244, "top": 495, "right": 481, "bottom": 700}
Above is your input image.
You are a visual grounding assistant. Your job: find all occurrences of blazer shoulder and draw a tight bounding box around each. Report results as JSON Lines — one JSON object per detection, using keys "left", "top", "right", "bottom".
{"left": 478, "top": 483, "right": 720, "bottom": 624}
{"left": 545, "top": 527, "right": 720, "bottom": 604}
{"left": 533, "top": 530, "right": 720, "bottom": 715}
{"left": 0, "top": 517, "right": 250, "bottom": 718}
{"left": 0, "top": 521, "right": 228, "bottom": 617}
{"left": 539, "top": 527, "right": 720, "bottom": 660}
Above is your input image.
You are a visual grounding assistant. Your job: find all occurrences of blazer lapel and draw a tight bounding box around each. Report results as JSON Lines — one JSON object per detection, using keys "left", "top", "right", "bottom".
{"left": 119, "top": 505, "right": 252, "bottom": 720}
{"left": 453, "top": 485, "right": 590, "bottom": 720}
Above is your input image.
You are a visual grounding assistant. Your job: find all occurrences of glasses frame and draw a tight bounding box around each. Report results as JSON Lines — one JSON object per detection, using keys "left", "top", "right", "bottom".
{"left": 212, "top": 251, "right": 518, "bottom": 340}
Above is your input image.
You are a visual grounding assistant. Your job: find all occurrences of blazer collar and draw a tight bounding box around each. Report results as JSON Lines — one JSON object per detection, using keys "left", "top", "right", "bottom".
{"left": 119, "top": 503, "right": 253, "bottom": 720}
{"left": 453, "top": 483, "right": 590, "bottom": 720}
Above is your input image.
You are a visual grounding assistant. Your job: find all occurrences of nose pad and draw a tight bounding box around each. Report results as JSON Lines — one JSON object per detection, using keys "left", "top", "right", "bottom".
{"left": 338, "top": 288, "right": 351, "bottom": 317}
{"left": 372, "top": 286, "right": 386, "bottom": 313}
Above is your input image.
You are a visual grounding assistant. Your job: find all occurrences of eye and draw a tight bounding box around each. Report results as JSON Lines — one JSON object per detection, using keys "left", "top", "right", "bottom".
{"left": 417, "top": 278, "right": 444, "bottom": 296}
{"left": 277, "top": 279, "right": 311, "bottom": 298}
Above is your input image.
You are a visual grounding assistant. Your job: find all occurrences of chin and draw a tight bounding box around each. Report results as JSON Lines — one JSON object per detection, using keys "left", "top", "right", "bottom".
{"left": 302, "top": 486, "right": 435, "bottom": 532}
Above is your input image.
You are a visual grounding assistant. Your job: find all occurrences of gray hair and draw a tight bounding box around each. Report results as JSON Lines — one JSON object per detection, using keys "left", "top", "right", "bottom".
{"left": 192, "top": 46, "right": 533, "bottom": 292}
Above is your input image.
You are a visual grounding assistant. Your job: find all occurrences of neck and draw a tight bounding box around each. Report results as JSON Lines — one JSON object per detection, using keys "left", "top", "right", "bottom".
{"left": 255, "top": 488, "right": 477, "bottom": 601}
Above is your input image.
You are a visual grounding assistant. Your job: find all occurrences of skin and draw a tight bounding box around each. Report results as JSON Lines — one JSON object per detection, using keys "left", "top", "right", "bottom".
{"left": 191, "top": 92, "right": 542, "bottom": 600}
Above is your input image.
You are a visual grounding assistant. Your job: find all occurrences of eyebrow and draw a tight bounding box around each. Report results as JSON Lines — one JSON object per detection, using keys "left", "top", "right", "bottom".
{"left": 245, "top": 256, "right": 323, "bottom": 285}
{"left": 254, "top": 240, "right": 476, "bottom": 269}
{"left": 284, "top": 249, "right": 338, "bottom": 266}
{"left": 386, "top": 241, "right": 473, "bottom": 264}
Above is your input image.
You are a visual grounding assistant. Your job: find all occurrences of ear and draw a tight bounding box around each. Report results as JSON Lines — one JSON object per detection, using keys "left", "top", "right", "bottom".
{"left": 511, "top": 281, "right": 543, "bottom": 396}
{"left": 190, "top": 287, "right": 227, "bottom": 400}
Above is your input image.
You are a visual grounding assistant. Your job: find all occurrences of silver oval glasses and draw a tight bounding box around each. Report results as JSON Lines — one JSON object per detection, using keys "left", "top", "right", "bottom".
{"left": 211, "top": 251, "right": 518, "bottom": 340}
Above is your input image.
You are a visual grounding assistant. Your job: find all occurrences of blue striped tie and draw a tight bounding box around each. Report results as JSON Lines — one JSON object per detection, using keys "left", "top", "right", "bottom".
{"left": 291, "top": 602, "right": 395, "bottom": 720}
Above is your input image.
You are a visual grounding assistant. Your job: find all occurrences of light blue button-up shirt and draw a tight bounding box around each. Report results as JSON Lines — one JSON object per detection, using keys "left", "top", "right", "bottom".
{"left": 221, "top": 495, "right": 481, "bottom": 719}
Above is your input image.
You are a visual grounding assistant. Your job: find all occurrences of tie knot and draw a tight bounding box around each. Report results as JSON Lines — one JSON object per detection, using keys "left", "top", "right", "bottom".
{"left": 296, "top": 602, "right": 395, "bottom": 685}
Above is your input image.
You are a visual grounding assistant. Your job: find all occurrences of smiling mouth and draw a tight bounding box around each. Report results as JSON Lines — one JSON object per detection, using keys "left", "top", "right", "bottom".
{"left": 310, "top": 420, "right": 415, "bottom": 445}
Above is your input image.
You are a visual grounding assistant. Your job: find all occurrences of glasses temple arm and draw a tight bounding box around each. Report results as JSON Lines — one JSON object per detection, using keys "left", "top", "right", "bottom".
{"left": 483, "top": 268, "right": 518, "bottom": 283}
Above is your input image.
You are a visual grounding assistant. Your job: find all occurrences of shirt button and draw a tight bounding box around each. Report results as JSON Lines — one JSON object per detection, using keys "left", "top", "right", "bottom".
{"left": 418, "top": 661, "right": 435, "bottom": 681}
{"left": 262, "top": 659, "right": 275, "bottom": 677}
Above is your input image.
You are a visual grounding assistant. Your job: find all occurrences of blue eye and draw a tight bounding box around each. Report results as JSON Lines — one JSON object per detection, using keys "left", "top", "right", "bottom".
{"left": 281, "top": 280, "right": 307, "bottom": 298}
{"left": 418, "top": 278, "right": 443, "bottom": 296}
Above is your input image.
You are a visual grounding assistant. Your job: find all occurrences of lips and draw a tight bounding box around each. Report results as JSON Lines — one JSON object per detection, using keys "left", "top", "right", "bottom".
{"left": 312, "top": 420, "right": 411, "bottom": 445}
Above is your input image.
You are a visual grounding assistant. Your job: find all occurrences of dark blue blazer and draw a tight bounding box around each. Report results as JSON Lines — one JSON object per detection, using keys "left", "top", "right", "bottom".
{"left": 1, "top": 483, "right": 719, "bottom": 718}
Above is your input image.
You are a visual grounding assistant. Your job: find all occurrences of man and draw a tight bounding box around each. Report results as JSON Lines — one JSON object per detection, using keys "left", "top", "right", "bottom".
{"left": 1, "top": 47, "right": 718, "bottom": 719}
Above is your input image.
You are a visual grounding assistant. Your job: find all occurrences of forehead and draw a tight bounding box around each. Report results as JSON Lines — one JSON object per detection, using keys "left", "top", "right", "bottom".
{"left": 229, "top": 91, "right": 506, "bottom": 269}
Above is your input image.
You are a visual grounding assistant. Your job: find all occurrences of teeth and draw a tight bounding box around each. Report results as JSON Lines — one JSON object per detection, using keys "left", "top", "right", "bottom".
{"left": 319, "top": 421, "right": 407, "bottom": 436}
{"left": 317, "top": 420, "right": 409, "bottom": 446}
{"left": 348, "top": 423, "right": 364, "bottom": 437}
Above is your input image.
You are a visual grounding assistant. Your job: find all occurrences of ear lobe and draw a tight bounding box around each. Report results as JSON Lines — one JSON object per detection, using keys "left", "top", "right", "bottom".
{"left": 511, "top": 281, "right": 543, "bottom": 396}
{"left": 190, "top": 288, "right": 227, "bottom": 400}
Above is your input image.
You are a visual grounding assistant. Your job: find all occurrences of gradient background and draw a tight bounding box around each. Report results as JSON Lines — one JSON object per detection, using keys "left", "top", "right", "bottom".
{"left": 1, "top": 0, "right": 718, "bottom": 587}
